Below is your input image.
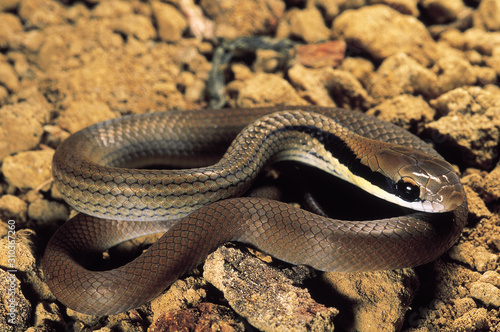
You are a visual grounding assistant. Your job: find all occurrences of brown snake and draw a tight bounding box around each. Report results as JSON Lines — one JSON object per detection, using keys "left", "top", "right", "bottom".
{"left": 42, "top": 106, "right": 467, "bottom": 316}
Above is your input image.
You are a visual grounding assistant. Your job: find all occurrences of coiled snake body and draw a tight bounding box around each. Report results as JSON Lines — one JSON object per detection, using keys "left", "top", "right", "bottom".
{"left": 42, "top": 107, "right": 467, "bottom": 316}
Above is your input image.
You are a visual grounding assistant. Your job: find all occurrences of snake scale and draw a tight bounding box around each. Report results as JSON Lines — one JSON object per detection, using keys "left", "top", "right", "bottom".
{"left": 42, "top": 106, "right": 467, "bottom": 316}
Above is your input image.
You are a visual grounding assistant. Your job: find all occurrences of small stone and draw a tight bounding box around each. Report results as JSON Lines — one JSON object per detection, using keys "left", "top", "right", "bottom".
{"left": 288, "top": 7, "right": 331, "bottom": 43}
{"left": 18, "top": 0, "right": 64, "bottom": 28}
{"left": 2, "top": 150, "right": 54, "bottom": 192}
{"left": 427, "top": 87, "right": 500, "bottom": 168}
{"left": 204, "top": 245, "right": 338, "bottom": 331}
{"left": 28, "top": 198, "right": 69, "bottom": 225}
{"left": 451, "top": 308, "right": 490, "bottom": 330}
{"left": 0, "top": 13, "right": 23, "bottom": 49}
{"left": 0, "top": 0, "right": 20, "bottom": 11}
{"left": 473, "top": 0, "right": 500, "bottom": 31}
{"left": 112, "top": 14, "right": 156, "bottom": 41}
{"left": 431, "top": 56, "right": 477, "bottom": 95}
{"left": 293, "top": 40, "right": 346, "bottom": 69}
{"left": 479, "top": 271, "right": 500, "bottom": 287}
{"left": 230, "top": 73, "right": 308, "bottom": 108}
{"left": 152, "top": 1, "right": 188, "bottom": 42}
{"left": 332, "top": 5, "right": 437, "bottom": 66}
{"left": 0, "top": 61, "right": 19, "bottom": 92}
{"left": 368, "top": 53, "right": 437, "bottom": 101}
{"left": 421, "top": 0, "right": 468, "bottom": 24}
{"left": 151, "top": 303, "right": 244, "bottom": 332}
{"left": 288, "top": 64, "right": 371, "bottom": 110}
{"left": 57, "top": 100, "right": 119, "bottom": 133}
{"left": 0, "top": 195, "right": 28, "bottom": 227}
{"left": 323, "top": 269, "right": 418, "bottom": 331}
{"left": 469, "top": 282, "right": 500, "bottom": 307}
{"left": 200, "top": 0, "right": 285, "bottom": 39}
{"left": 150, "top": 277, "right": 208, "bottom": 323}
{"left": 367, "top": 95, "right": 435, "bottom": 133}
{"left": 448, "top": 243, "right": 498, "bottom": 272}
{"left": 0, "top": 102, "right": 48, "bottom": 160}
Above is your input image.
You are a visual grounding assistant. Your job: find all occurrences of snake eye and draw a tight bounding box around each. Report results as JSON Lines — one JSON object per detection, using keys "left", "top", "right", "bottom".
{"left": 395, "top": 179, "right": 420, "bottom": 202}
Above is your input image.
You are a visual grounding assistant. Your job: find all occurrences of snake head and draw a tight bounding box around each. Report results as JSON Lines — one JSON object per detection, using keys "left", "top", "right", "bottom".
{"left": 372, "top": 146, "right": 465, "bottom": 213}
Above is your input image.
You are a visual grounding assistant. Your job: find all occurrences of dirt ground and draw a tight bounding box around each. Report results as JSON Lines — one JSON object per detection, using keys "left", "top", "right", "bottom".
{"left": 0, "top": 0, "right": 499, "bottom": 331}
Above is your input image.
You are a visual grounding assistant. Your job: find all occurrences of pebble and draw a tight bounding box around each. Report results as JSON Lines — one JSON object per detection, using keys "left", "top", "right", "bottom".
{"left": 152, "top": 1, "right": 188, "bottom": 42}
{"left": 332, "top": 5, "right": 437, "bottom": 66}
{"left": 1, "top": 150, "right": 54, "bottom": 191}
{"left": 287, "top": 7, "right": 331, "bottom": 43}
{"left": 56, "top": 100, "right": 119, "bottom": 133}
{"left": 368, "top": 53, "right": 437, "bottom": 101}
{"left": 0, "top": 13, "right": 23, "bottom": 49}
{"left": 469, "top": 282, "right": 500, "bottom": 307}
{"left": 230, "top": 73, "right": 307, "bottom": 108}
{"left": 427, "top": 87, "right": 500, "bottom": 168}
{"left": 0, "top": 61, "right": 19, "bottom": 92}
{"left": 28, "top": 198, "right": 69, "bottom": 226}
{"left": 18, "top": 0, "right": 64, "bottom": 28}
{"left": 474, "top": 0, "right": 500, "bottom": 31}
{"left": 367, "top": 95, "right": 435, "bottom": 133}
{"left": 288, "top": 64, "right": 371, "bottom": 110}
{"left": 112, "top": 14, "right": 156, "bottom": 41}
{"left": 151, "top": 303, "right": 244, "bottom": 332}
{"left": 0, "top": 195, "right": 28, "bottom": 227}
{"left": 199, "top": 0, "right": 285, "bottom": 39}
{"left": 204, "top": 245, "right": 338, "bottom": 331}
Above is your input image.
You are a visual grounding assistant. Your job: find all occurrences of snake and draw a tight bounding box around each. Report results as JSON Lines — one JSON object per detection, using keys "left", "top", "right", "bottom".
{"left": 42, "top": 106, "right": 468, "bottom": 316}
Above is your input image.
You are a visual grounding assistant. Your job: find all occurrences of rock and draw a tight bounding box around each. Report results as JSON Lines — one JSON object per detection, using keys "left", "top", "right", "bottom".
{"left": 229, "top": 73, "right": 308, "bottom": 108}
{"left": 478, "top": 271, "right": 500, "bottom": 287}
{"left": 0, "top": 61, "right": 19, "bottom": 92}
{"left": 0, "top": 0, "right": 20, "bottom": 11}
{"left": 152, "top": 1, "right": 188, "bottom": 42}
{"left": 431, "top": 56, "right": 477, "bottom": 95}
{"left": 420, "top": 0, "right": 468, "bottom": 24}
{"left": 18, "top": 0, "right": 64, "bottom": 28}
{"left": 203, "top": 245, "right": 338, "bottom": 331}
{"left": 150, "top": 277, "right": 208, "bottom": 323}
{"left": 288, "top": 64, "right": 371, "bottom": 110}
{"left": 151, "top": 303, "right": 245, "bottom": 332}
{"left": 0, "top": 269, "right": 32, "bottom": 331}
{"left": 451, "top": 308, "right": 490, "bottom": 330}
{"left": 367, "top": 95, "right": 435, "bottom": 133}
{"left": 323, "top": 269, "right": 418, "bottom": 332}
{"left": 371, "top": 0, "right": 419, "bottom": 16}
{"left": 427, "top": 87, "right": 500, "bottom": 168}
{"left": 0, "top": 13, "right": 23, "bottom": 49}
{"left": 332, "top": 5, "right": 438, "bottom": 66}
{"left": 473, "top": 0, "right": 500, "bottom": 31}
{"left": 469, "top": 282, "right": 500, "bottom": 307}
{"left": 448, "top": 243, "right": 498, "bottom": 272}
{"left": 0, "top": 103, "right": 45, "bottom": 161}
{"left": 293, "top": 40, "right": 346, "bottom": 69}
{"left": 287, "top": 7, "right": 331, "bottom": 43}
{"left": 27, "top": 199, "right": 69, "bottom": 226}
{"left": 92, "top": 0, "right": 134, "bottom": 18}
{"left": 368, "top": 53, "right": 437, "bottom": 101}
{"left": 340, "top": 57, "right": 374, "bottom": 88}
{"left": 32, "top": 302, "right": 64, "bottom": 331}
{"left": 2, "top": 150, "right": 54, "bottom": 192}
{"left": 0, "top": 195, "right": 28, "bottom": 227}
{"left": 56, "top": 100, "right": 119, "bottom": 133}
{"left": 483, "top": 163, "right": 500, "bottom": 202}
{"left": 112, "top": 14, "right": 156, "bottom": 41}
{"left": 200, "top": 0, "right": 285, "bottom": 39}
